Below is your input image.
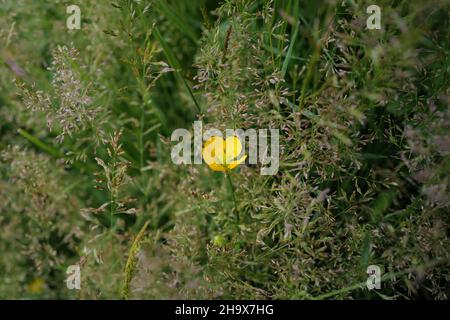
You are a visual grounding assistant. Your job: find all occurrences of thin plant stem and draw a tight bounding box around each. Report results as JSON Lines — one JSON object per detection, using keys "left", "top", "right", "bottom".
{"left": 226, "top": 172, "right": 239, "bottom": 225}
{"left": 110, "top": 150, "right": 117, "bottom": 230}
{"left": 139, "top": 106, "right": 145, "bottom": 172}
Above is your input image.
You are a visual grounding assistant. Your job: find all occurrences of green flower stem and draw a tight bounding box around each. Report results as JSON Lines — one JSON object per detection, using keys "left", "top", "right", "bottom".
{"left": 226, "top": 172, "right": 239, "bottom": 225}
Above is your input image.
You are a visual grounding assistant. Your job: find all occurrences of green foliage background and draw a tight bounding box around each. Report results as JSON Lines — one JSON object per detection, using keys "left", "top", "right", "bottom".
{"left": 0, "top": 0, "right": 449, "bottom": 299}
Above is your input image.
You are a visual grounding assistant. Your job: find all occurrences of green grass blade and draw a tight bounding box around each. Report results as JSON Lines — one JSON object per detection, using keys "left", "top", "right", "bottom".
{"left": 154, "top": 27, "right": 201, "bottom": 114}
{"left": 154, "top": 0, "right": 198, "bottom": 44}
{"left": 281, "top": 0, "right": 300, "bottom": 78}
{"left": 18, "top": 129, "right": 61, "bottom": 157}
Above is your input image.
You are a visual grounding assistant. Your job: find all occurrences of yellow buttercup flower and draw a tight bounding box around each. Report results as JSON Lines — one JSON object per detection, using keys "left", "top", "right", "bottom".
{"left": 202, "top": 135, "right": 247, "bottom": 172}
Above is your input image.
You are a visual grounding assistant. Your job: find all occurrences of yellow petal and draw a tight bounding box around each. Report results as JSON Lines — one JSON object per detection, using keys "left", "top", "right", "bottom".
{"left": 225, "top": 135, "right": 243, "bottom": 163}
{"left": 202, "top": 136, "right": 225, "bottom": 166}
{"left": 227, "top": 154, "right": 247, "bottom": 170}
{"left": 207, "top": 162, "right": 227, "bottom": 172}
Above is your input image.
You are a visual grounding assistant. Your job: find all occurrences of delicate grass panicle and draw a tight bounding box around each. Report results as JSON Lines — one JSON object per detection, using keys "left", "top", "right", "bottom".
{"left": 0, "top": 0, "right": 448, "bottom": 299}
{"left": 15, "top": 45, "right": 100, "bottom": 143}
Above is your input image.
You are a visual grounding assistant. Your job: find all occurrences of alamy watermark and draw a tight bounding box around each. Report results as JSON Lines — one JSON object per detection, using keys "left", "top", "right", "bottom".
{"left": 366, "top": 5, "right": 381, "bottom": 30}
{"left": 366, "top": 265, "right": 381, "bottom": 290}
{"left": 66, "top": 264, "right": 81, "bottom": 290}
{"left": 171, "top": 121, "right": 280, "bottom": 175}
{"left": 66, "top": 4, "right": 81, "bottom": 30}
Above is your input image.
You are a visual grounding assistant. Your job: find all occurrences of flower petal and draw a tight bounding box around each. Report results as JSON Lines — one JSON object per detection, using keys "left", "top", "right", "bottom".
{"left": 225, "top": 135, "right": 243, "bottom": 163}
{"left": 202, "top": 136, "right": 225, "bottom": 166}
{"left": 207, "top": 162, "right": 227, "bottom": 172}
{"left": 227, "top": 154, "right": 247, "bottom": 170}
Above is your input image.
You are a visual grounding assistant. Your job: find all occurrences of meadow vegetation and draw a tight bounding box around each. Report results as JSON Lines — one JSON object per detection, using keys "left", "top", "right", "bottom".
{"left": 0, "top": 0, "right": 448, "bottom": 299}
